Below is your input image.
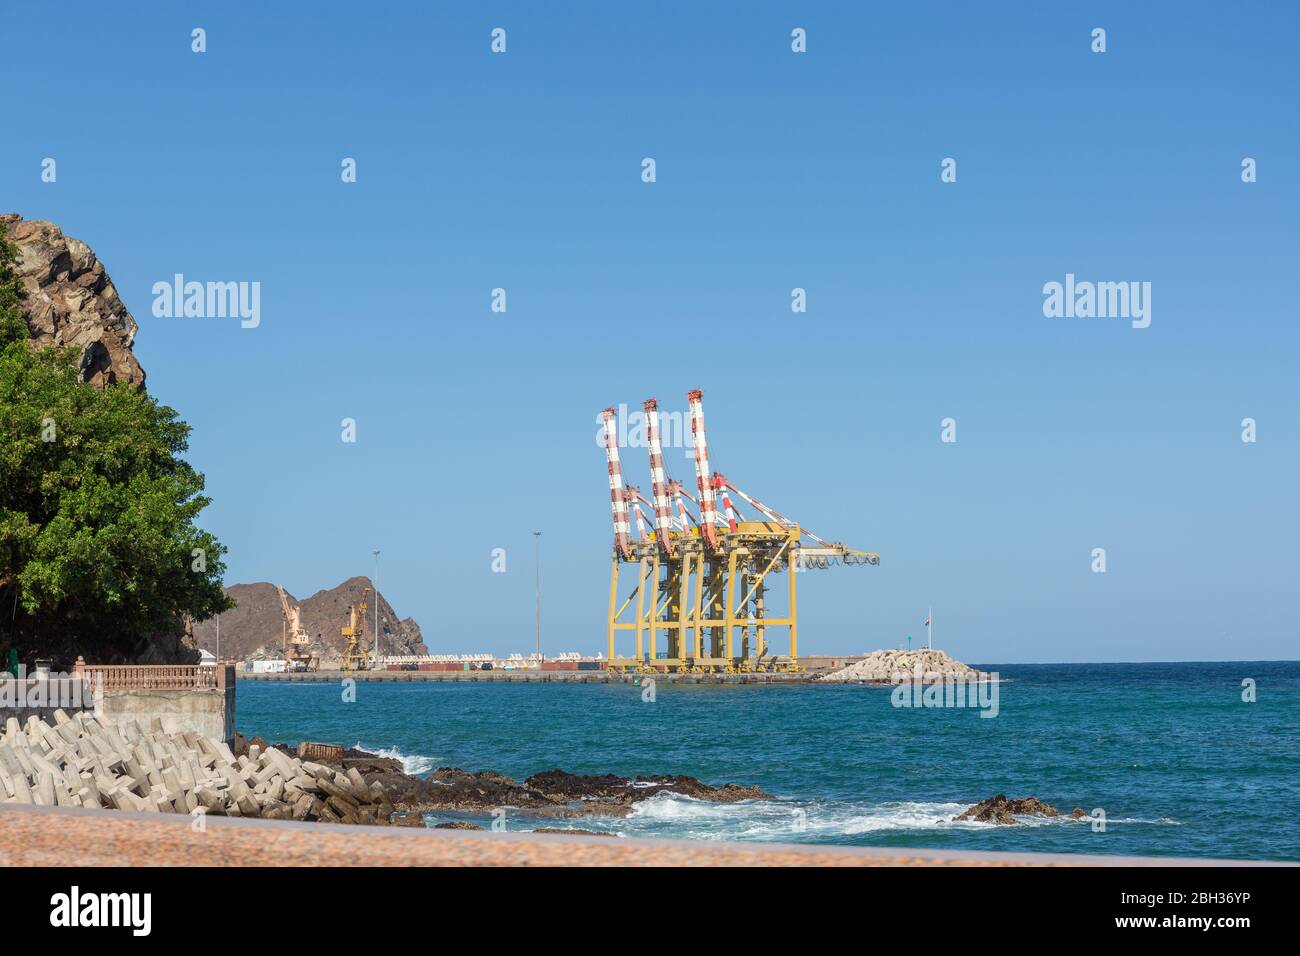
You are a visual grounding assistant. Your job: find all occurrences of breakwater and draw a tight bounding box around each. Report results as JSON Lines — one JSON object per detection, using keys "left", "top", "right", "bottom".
{"left": 237, "top": 655, "right": 861, "bottom": 684}
{"left": 240, "top": 669, "right": 814, "bottom": 684}
{"left": 0, "top": 710, "right": 400, "bottom": 825}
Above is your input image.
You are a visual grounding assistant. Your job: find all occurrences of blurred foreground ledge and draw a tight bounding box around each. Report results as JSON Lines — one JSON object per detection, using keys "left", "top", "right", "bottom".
{"left": 0, "top": 803, "right": 1265, "bottom": 868}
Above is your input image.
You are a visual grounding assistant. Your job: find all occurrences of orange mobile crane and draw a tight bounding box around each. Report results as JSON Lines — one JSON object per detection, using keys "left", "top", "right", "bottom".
{"left": 341, "top": 586, "right": 371, "bottom": 672}
{"left": 276, "top": 585, "right": 319, "bottom": 672}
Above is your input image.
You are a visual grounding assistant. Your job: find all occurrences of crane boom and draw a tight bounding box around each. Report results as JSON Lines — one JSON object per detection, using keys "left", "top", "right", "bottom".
{"left": 601, "top": 407, "right": 632, "bottom": 559}
{"left": 687, "top": 389, "right": 719, "bottom": 549}
{"left": 599, "top": 387, "right": 880, "bottom": 675}
{"left": 642, "top": 398, "right": 675, "bottom": 557}
{"left": 276, "top": 584, "right": 316, "bottom": 671}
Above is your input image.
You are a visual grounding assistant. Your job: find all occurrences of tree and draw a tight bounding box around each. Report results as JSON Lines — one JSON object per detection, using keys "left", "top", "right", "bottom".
{"left": 0, "top": 222, "right": 233, "bottom": 665}
{"left": 0, "top": 223, "right": 24, "bottom": 344}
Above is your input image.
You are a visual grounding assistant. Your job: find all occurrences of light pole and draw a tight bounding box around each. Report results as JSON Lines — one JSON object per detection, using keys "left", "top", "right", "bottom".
{"left": 372, "top": 549, "right": 381, "bottom": 666}
{"left": 533, "top": 532, "right": 542, "bottom": 661}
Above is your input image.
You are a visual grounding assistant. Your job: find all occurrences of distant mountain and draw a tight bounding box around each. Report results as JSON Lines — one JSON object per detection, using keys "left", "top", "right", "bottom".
{"left": 192, "top": 576, "right": 428, "bottom": 663}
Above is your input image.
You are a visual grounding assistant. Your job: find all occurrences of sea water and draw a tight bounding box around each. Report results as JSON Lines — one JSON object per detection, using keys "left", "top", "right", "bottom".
{"left": 236, "top": 661, "right": 1300, "bottom": 860}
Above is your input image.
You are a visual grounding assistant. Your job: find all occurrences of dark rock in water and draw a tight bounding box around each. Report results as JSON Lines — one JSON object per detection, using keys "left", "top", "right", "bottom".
{"left": 1071, "top": 807, "right": 1087, "bottom": 820}
{"left": 379, "top": 767, "right": 563, "bottom": 815}
{"left": 532, "top": 828, "right": 615, "bottom": 837}
{"left": 955, "top": 794, "right": 1061, "bottom": 825}
{"left": 340, "top": 749, "right": 404, "bottom": 775}
{"left": 433, "top": 821, "right": 483, "bottom": 830}
{"left": 524, "top": 770, "right": 630, "bottom": 800}
{"left": 524, "top": 769, "right": 770, "bottom": 808}
{"left": 364, "top": 764, "right": 770, "bottom": 818}
{"left": 629, "top": 774, "right": 770, "bottom": 805}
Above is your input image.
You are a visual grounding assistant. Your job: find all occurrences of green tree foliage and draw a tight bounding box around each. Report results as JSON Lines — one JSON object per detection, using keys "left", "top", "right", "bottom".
{"left": 0, "top": 224, "right": 25, "bottom": 344}
{"left": 0, "top": 222, "right": 232, "bottom": 664}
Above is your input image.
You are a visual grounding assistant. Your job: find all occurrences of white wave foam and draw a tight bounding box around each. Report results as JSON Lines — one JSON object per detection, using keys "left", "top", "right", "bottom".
{"left": 622, "top": 793, "right": 1002, "bottom": 841}
{"left": 1101, "top": 816, "right": 1184, "bottom": 826}
{"left": 839, "top": 801, "right": 990, "bottom": 833}
{"left": 619, "top": 793, "right": 1180, "bottom": 840}
{"left": 353, "top": 742, "right": 438, "bottom": 776}
{"left": 628, "top": 793, "right": 748, "bottom": 823}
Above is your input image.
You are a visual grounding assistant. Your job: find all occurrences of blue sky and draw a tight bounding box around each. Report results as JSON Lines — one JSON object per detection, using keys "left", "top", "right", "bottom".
{"left": 4, "top": 2, "right": 1297, "bottom": 662}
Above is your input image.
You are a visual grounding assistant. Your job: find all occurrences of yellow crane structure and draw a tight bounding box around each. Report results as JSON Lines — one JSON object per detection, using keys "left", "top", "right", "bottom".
{"left": 340, "top": 586, "right": 371, "bottom": 672}
{"left": 600, "top": 389, "right": 878, "bottom": 674}
{"left": 276, "top": 585, "right": 319, "bottom": 672}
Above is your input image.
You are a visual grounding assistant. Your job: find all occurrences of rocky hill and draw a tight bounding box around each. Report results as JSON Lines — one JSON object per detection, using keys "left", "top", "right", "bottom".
{"left": 192, "top": 576, "right": 428, "bottom": 664}
{"left": 2, "top": 212, "right": 144, "bottom": 388}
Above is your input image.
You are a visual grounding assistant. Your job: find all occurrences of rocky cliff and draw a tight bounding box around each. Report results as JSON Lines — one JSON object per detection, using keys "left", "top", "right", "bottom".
{"left": 1, "top": 213, "right": 144, "bottom": 388}
{"left": 191, "top": 577, "right": 428, "bottom": 663}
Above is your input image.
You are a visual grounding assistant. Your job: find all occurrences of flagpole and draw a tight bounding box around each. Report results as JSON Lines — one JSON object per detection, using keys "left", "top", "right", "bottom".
{"left": 927, "top": 607, "right": 932, "bottom": 650}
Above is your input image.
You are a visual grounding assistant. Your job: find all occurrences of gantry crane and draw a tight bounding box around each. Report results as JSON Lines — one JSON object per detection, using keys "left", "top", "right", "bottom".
{"left": 340, "top": 586, "right": 371, "bottom": 672}
{"left": 600, "top": 389, "right": 878, "bottom": 674}
{"left": 276, "top": 585, "right": 319, "bottom": 672}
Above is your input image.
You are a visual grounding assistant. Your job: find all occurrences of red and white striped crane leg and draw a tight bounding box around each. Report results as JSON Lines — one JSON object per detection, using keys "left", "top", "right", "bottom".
{"left": 687, "top": 389, "right": 719, "bottom": 548}
{"left": 643, "top": 398, "right": 675, "bottom": 556}
{"left": 601, "top": 408, "right": 632, "bottom": 559}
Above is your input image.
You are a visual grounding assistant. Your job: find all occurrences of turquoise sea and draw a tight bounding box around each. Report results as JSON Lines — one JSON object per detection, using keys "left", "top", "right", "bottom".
{"left": 236, "top": 661, "right": 1300, "bottom": 861}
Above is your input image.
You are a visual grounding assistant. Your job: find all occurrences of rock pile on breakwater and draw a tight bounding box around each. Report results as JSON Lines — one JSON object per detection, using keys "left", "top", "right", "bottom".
{"left": 818, "top": 648, "right": 990, "bottom": 684}
{"left": 0, "top": 711, "right": 402, "bottom": 825}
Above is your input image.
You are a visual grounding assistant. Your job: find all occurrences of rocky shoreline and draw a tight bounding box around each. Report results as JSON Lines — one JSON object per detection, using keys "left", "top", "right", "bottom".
{"left": 241, "top": 739, "right": 1088, "bottom": 832}
{"left": 2, "top": 712, "right": 1085, "bottom": 837}
{"left": 235, "top": 733, "right": 770, "bottom": 825}
{"left": 0, "top": 711, "right": 770, "bottom": 833}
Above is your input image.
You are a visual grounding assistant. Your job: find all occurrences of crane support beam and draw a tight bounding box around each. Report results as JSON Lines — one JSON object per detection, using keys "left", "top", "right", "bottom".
{"left": 599, "top": 391, "right": 878, "bottom": 673}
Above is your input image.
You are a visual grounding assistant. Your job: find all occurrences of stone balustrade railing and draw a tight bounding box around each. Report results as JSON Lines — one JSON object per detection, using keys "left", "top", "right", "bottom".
{"left": 72, "top": 658, "right": 234, "bottom": 691}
